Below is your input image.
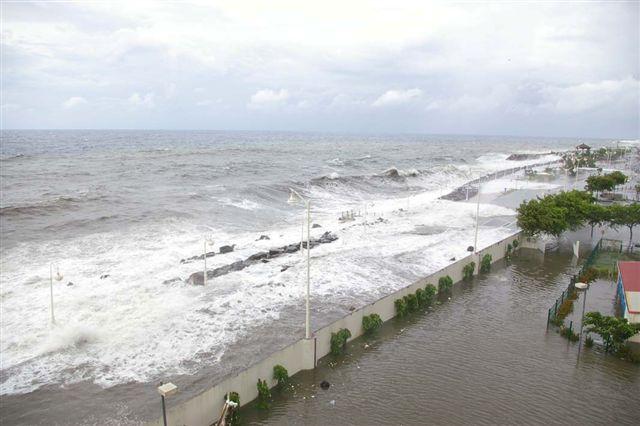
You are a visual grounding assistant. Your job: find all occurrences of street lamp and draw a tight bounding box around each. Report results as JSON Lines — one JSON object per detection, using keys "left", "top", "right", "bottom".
{"left": 203, "top": 235, "right": 214, "bottom": 286}
{"left": 49, "top": 264, "right": 63, "bottom": 325}
{"left": 473, "top": 184, "right": 481, "bottom": 262}
{"left": 287, "top": 188, "right": 311, "bottom": 340}
{"left": 157, "top": 382, "right": 177, "bottom": 426}
{"left": 575, "top": 282, "right": 589, "bottom": 359}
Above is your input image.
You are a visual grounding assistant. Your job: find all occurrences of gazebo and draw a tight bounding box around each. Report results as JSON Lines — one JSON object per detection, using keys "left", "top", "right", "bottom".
{"left": 575, "top": 143, "right": 591, "bottom": 152}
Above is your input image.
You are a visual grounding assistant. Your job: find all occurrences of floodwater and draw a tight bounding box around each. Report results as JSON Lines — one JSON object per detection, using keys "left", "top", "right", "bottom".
{"left": 242, "top": 240, "right": 640, "bottom": 425}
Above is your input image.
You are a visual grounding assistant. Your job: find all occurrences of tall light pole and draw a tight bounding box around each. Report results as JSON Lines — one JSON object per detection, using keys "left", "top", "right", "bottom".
{"left": 474, "top": 184, "right": 481, "bottom": 270}
{"left": 157, "top": 382, "right": 177, "bottom": 426}
{"left": 287, "top": 188, "right": 311, "bottom": 339}
{"left": 575, "top": 282, "right": 589, "bottom": 360}
{"left": 49, "top": 264, "right": 63, "bottom": 325}
{"left": 203, "top": 235, "right": 214, "bottom": 286}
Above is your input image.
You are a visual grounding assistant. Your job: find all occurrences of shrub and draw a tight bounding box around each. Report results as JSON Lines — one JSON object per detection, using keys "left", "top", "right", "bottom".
{"left": 556, "top": 299, "right": 574, "bottom": 319}
{"left": 415, "top": 288, "right": 426, "bottom": 306}
{"left": 257, "top": 379, "right": 271, "bottom": 409}
{"left": 423, "top": 284, "right": 436, "bottom": 306}
{"left": 438, "top": 276, "right": 453, "bottom": 294}
{"left": 225, "top": 391, "right": 240, "bottom": 424}
{"left": 585, "top": 335, "right": 594, "bottom": 348}
{"left": 462, "top": 262, "right": 475, "bottom": 280}
{"left": 480, "top": 254, "right": 492, "bottom": 273}
{"left": 362, "top": 313, "right": 383, "bottom": 334}
{"left": 512, "top": 240, "right": 519, "bottom": 248}
{"left": 549, "top": 316, "right": 563, "bottom": 327}
{"left": 578, "top": 267, "right": 598, "bottom": 284}
{"left": 405, "top": 294, "right": 419, "bottom": 312}
{"left": 560, "top": 326, "right": 579, "bottom": 342}
{"left": 394, "top": 298, "right": 408, "bottom": 317}
{"left": 273, "top": 365, "right": 288, "bottom": 386}
{"left": 330, "top": 328, "right": 351, "bottom": 356}
{"left": 584, "top": 311, "right": 640, "bottom": 354}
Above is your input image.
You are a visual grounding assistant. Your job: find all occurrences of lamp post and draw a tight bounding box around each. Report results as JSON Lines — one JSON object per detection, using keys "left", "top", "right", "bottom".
{"left": 287, "top": 188, "right": 311, "bottom": 339}
{"left": 157, "top": 382, "right": 177, "bottom": 426}
{"left": 575, "top": 282, "right": 589, "bottom": 359}
{"left": 203, "top": 235, "right": 214, "bottom": 286}
{"left": 49, "top": 264, "right": 63, "bottom": 325}
{"left": 473, "top": 184, "right": 481, "bottom": 258}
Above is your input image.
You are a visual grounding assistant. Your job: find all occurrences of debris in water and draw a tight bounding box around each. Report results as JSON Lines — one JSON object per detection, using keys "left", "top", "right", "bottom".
{"left": 320, "top": 380, "right": 330, "bottom": 390}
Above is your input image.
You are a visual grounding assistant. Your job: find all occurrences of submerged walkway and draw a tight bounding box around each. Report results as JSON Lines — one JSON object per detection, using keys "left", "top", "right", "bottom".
{"left": 242, "top": 241, "right": 640, "bottom": 425}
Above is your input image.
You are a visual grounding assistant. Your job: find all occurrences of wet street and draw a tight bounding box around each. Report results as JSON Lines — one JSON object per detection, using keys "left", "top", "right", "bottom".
{"left": 242, "top": 239, "right": 640, "bottom": 425}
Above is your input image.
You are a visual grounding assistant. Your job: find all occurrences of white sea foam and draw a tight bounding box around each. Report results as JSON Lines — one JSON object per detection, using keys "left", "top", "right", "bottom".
{"left": 0, "top": 153, "right": 558, "bottom": 395}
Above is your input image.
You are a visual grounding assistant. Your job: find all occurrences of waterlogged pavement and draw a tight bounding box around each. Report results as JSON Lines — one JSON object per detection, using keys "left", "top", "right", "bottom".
{"left": 242, "top": 242, "right": 640, "bottom": 425}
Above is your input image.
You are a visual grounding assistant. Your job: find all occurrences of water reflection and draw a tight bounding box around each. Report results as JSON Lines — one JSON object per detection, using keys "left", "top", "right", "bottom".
{"left": 243, "top": 247, "right": 640, "bottom": 425}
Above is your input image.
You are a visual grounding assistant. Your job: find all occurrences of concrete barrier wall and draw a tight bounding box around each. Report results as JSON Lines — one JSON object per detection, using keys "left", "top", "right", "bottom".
{"left": 150, "top": 231, "right": 521, "bottom": 425}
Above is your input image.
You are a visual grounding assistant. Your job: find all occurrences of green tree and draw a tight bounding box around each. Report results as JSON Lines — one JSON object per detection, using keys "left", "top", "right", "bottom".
{"left": 548, "top": 191, "right": 592, "bottom": 231}
{"left": 517, "top": 197, "right": 568, "bottom": 237}
{"left": 608, "top": 171, "right": 628, "bottom": 187}
{"left": 583, "top": 312, "right": 640, "bottom": 353}
{"left": 585, "top": 203, "right": 610, "bottom": 238}
{"left": 609, "top": 203, "right": 640, "bottom": 243}
{"left": 585, "top": 175, "right": 615, "bottom": 195}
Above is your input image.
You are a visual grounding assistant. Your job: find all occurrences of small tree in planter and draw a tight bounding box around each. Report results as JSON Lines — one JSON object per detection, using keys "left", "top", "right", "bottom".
{"left": 224, "top": 391, "right": 240, "bottom": 424}
{"left": 362, "top": 313, "right": 383, "bottom": 334}
{"left": 480, "top": 254, "right": 492, "bottom": 273}
{"left": 395, "top": 298, "right": 408, "bottom": 317}
{"left": 273, "top": 365, "right": 289, "bottom": 386}
{"left": 405, "top": 293, "right": 419, "bottom": 312}
{"left": 512, "top": 240, "right": 519, "bottom": 249}
{"left": 462, "top": 262, "right": 475, "bottom": 280}
{"left": 438, "top": 275, "right": 453, "bottom": 294}
{"left": 256, "top": 379, "right": 271, "bottom": 409}
{"left": 424, "top": 284, "right": 436, "bottom": 306}
{"left": 330, "top": 328, "right": 351, "bottom": 356}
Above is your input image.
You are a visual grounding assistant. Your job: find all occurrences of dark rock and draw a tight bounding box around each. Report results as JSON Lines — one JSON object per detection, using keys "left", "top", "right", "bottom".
{"left": 229, "top": 261, "right": 245, "bottom": 271}
{"left": 187, "top": 271, "right": 204, "bottom": 285}
{"left": 248, "top": 251, "right": 269, "bottom": 261}
{"left": 281, "top": 265, "right": 290, "bottom": 272}
{"left": 467, "top": 246, "right": 474, "bottom": 252}
{"left": 219, "top": 245, "right": 235, "bottom": 254}
{"left": 185, "top": 231, "right": 339, "bottom": 284}
{"left": 162, "top": 277, "right": 182, "bottom": 285}
{"left": 181, "top": 251, "right": 215, "bottom": 264}
{"left": 320, "top": 381, "right": 330, "bottom": 390}
{"left": 450, "top": 257, "right": 456, "bottom": 261}
{"left": 67, "top": 281, "right": 74, "bottom": 286}
{"left": 284, "top": 244, "right": 299, "bottom": 253}
{"left": 269, "top": 248, "right": 285, "bottom": 256}
{"left": 256, "top": 235, "right": 270, "bottom": 241}
{"left": 100, "top": 274, "right": 109, "bottom": 279}
{"left": 348, "top": 306, "right": 356, "bottom": 312}
{"left": 312, "top": 223, "right": 322, "bottom": 228}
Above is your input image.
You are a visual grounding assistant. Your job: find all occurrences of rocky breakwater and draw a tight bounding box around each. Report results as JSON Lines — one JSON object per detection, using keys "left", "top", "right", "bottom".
{"left": 186, "top": 231, "right": 339, "bottom": 285}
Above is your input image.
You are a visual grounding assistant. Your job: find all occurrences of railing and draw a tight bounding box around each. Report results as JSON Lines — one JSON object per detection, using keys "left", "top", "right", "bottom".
{"left": 547, "top": 238, "right": 601, "bottom": 327}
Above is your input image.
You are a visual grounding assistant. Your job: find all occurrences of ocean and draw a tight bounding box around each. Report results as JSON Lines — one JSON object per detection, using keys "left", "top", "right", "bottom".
{"left": 0, "top": 130, "right": 598, "bottom": 423}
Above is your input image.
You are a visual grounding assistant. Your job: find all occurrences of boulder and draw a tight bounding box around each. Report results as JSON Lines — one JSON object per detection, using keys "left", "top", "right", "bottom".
{"left": 248, "top": 251, "right": 269, "bottom": 261}
{"left": 219, "top": 245, "right": 235, "bottom": 254}
{"left": 256, "top": 235, "right": 270, "bottom": 241}
{"left": 312, "top": 223, "right": 322, "bottom": 228}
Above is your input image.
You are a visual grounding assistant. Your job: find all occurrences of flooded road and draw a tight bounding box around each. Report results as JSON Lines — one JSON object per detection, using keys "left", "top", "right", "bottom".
{"left": 242, "top": 241, "right": 640, "bottom": 425}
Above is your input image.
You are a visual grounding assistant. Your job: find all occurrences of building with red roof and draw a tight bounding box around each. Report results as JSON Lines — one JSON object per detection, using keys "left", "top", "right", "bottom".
{"left": 616, "top": 261, "right": 640, "bottom": 344}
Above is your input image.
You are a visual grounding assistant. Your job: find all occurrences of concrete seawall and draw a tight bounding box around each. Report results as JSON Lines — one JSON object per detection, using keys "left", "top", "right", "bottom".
{"left": 148, "top": 232, "right": 522, "bottom": 426}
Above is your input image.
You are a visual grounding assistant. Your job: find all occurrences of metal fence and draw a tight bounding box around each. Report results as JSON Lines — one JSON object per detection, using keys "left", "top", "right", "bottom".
{"left": 547, "top": 238, "right": 602, "bottom": 327}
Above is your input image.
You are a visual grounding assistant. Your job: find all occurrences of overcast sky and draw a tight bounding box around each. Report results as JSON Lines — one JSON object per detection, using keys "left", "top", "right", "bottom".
{"left": 1, "top": 1, "right": 638, "bottom": 137}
